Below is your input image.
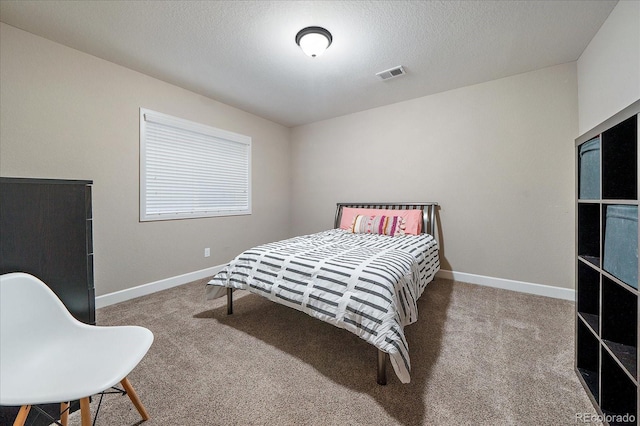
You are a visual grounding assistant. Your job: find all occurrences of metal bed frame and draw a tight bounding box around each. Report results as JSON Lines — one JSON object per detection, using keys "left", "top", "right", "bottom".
{"left": 226, "top": 202, "right": 439, "bottom": 385}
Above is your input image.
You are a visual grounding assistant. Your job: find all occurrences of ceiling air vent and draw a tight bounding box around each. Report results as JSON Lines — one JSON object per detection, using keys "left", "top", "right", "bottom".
{"left": 376, "top": 66, "right": 406, "bottom": 81}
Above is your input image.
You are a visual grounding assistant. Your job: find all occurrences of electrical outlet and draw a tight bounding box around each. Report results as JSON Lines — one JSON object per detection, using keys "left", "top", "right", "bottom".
{"left": 204, "top": 248, "right": 210, "bottom": 257}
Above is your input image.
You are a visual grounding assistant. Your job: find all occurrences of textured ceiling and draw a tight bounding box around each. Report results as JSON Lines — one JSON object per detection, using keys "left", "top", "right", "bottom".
{"left": 0, "top": 0, "right": 617, "bottom": 127}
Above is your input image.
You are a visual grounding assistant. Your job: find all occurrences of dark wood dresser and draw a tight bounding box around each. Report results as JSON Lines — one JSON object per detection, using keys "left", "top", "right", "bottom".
{"left": 0, "top": 177, "right": 95, "bottom": 426}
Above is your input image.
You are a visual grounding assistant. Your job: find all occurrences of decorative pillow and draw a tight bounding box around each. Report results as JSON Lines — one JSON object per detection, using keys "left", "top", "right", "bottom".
{"left": 339, "top": 207, "right": 423, "bottom": 235}
{"left": 351, "top": 215, "right": 406, "bottom": 236}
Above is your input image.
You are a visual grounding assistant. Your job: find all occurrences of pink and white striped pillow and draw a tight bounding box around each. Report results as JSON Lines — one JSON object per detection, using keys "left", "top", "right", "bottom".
{"left": 350, "top": 215, "right": 406, "bottom": 236}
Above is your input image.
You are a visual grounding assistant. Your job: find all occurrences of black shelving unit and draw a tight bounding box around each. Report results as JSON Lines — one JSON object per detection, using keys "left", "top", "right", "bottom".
{"left": 576, "top": 101, "right": 639, "bottom": 426}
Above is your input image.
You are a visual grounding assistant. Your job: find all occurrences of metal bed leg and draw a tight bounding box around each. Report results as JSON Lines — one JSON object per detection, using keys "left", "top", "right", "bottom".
{"left": 377, "top": 349, "right": 387, "bottom": 385}
{"left": 227, "top": 288, "right": 233, "bottom": 315}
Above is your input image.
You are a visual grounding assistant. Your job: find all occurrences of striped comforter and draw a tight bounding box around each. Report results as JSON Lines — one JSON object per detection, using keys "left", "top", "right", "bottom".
{"left": 206, "top": 228, "right": 440, "bottom": 383}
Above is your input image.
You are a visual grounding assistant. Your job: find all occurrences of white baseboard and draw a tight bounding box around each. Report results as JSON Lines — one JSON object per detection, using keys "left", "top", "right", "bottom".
{"left": 436, "top": 270, "right": 575, "bottom": 301}
{"left": 95, "top": 265, "right": 225, "bottom": 309}
{"left": 96, "top": 266, "right": 575, "bottom": 309}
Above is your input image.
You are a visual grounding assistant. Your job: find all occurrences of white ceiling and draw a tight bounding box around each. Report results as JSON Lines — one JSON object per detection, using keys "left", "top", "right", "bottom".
{"left": 0, "top": 0, "right": 617, "bottom": 127}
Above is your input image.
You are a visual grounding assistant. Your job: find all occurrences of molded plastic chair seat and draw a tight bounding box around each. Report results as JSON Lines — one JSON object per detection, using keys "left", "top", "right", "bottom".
{"left": 0, "top": 272, "right": 154, "bottom": 425}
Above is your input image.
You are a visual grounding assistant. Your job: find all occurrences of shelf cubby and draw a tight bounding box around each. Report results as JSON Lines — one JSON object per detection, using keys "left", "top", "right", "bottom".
{"left": 602, "top": 275, "right": 638, "bottom": 378}
{"left": 603, "top": 204, "right": 638, "bottom": 289}
{"left": 579, "top": 136, "right": 601, "bottom": 200}
{"left": 578, "top": 202, "right": 601, "bottom": 266}
{"left": 602, "top": 114, "right": 637, "bottom": 201}
{"left": 601, "top": 349, "right": 638, "bottom": 425}
{"left": 578, "top": 260, "right": 600, "bottom": 334}
{"left": 577, "top": 319, "right": 600, "bottom": 401}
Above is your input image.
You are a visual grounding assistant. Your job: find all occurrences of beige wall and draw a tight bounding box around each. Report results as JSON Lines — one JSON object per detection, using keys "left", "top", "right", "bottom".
{"left": 1, "top": 18, "right": 594, "bottom": 295}
{"left": 0, "top": 23, "right": 292, "bottom": 296}
{"left": 291, "top": 63, "right": 578, "bottom": 289}
{"left": 577, "top": 0, "right": 640, "bottom": 134}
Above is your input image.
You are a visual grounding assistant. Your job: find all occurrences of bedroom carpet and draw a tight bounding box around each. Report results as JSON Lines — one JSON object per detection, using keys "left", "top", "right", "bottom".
{"left": 62, "top": 277, "right": 599, "bottom": 425}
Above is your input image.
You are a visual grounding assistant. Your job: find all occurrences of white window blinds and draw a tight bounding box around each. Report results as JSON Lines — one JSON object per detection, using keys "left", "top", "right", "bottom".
{"left": 140, "top": 108, "right": 251, "bottom": 221}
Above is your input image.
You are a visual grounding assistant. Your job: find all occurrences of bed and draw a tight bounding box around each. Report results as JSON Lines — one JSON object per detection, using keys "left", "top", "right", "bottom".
{"left": 206, "top": 202, "right": 440, "bottom": 385}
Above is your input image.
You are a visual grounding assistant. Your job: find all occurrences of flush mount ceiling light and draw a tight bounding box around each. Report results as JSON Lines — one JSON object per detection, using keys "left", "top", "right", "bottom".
{"left": 295, "top": 26, "right": 332, "bottom": 58}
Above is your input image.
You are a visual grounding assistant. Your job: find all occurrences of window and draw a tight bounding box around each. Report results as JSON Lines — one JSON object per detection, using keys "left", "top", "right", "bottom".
{"left": 140, "top": 108, "right": 251, "bottom": 221}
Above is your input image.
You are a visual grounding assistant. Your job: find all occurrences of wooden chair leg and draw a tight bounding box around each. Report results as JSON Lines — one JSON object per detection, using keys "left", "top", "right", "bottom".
{"left": 121, "top": 377, "right": 150, "bottom": 421}
{"left": 12, "top": 405, "right": 31, "bottom": 426}
{"left": 80, "top": 397, "right": 91, "bottom": 426}
{"left": 59, "top": 402, "right": 69, "bottom": 426}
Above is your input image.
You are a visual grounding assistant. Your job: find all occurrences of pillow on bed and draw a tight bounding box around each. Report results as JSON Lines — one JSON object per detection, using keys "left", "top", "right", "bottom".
{"left": 339, "top": 207, "right": 423, "bottom": 235}
{"left": 351, "top": 215, "right": 406, "bottom": 236}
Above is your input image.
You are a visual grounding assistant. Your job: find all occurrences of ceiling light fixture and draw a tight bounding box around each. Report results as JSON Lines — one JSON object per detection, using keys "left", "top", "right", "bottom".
{"left": 295, "top": 26, "right": 332, "bottom": 58}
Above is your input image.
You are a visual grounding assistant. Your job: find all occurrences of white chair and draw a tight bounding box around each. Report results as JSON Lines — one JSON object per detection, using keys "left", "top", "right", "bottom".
{"left": 0, "top": 272, "right": 154, "bottom": 426}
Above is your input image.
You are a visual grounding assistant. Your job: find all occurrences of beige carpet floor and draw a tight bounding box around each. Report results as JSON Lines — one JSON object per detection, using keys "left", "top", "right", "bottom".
{"left": 62, "top": 277, "right": 598, "bottom": 425}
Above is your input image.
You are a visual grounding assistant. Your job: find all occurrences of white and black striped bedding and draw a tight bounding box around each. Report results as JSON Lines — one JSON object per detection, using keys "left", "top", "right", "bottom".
{"left": 206, "top": 228, "right": 439, "bottom": 383}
